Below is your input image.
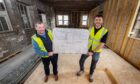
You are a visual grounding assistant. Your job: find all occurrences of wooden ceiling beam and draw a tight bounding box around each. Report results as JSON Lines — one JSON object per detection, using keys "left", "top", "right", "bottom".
{"left": 39, "top": 0, "right": 105, "bottom": 10}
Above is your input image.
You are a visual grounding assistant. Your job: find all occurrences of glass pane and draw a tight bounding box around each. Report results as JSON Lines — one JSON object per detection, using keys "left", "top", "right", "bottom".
{"left": 25, "top": 23, "right": 28, "bottom": 28}
{"left": 0, "top": 3, "right": 5, "bottom": 11}
{"left": 58, "top": 15, "right": 62, "bottom": 20}
{"left": 82, "top": 15, "right": 88, "bottom": 20}
{"left": 24, "top": 6, "right": 30, "bottom": 28}
{"left": 24, "top": 6, "right": 27, "bottom": 13}
{"left": 64, "top": 21, "right": 68, "bottom": 25}
{"left": 0, "top": 17, "right": 8, "bottom": 31}
{"left": 82, "top": 21, "right": 87, "bottom": 26}
{"left": 64, "top": 15, "right": 68, "bottom": 20}
{"left": 20, "top": 4, "right": 24, "bottom": 14}
{"left": 17, "top": 3, "right": 31, "bottom": 29}
{"left": 58, "top": 21, "right": 63, "bottom": 25}
{"left": 22, "top": 14, "right": 28, "bottom": 23}
{"left": 134, "top": 21, "right": 140, "bottom": 29}
{"left": 0, "top": 21, "right": 3, "bottom": 31}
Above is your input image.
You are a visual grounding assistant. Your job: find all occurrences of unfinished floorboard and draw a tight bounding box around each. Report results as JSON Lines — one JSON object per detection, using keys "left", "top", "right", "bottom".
{"left": 25, "top": 48, "right": 140, "bottom": 84}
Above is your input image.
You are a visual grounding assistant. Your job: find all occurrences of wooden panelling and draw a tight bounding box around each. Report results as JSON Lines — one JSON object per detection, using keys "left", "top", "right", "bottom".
{"left": 89, "top": 0, "right": 140, "bottom": 69}
{"left": 116, "top": 0, "right": 139, "bottom": 54}
{"left": 106, "top": 0, "right": 118, "bottom": 50}
{"left": 127, "top": 39, "right": 140, "bottom": 69}
{"left": 120, "top": 0, "right": 140, "bottom": 55}
{"left": 104, "top": 0, "right": 140, "bottom": 69}
{"left": 124, "top": 38, "right": 135, "bottom": 58}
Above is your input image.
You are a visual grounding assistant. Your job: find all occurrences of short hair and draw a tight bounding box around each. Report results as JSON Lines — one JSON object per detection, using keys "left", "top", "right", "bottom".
{"left": 94, "top": 14, "right": 103, "bottom": 18}
{"left": 35, "top": 21, "right": 43, "bottom": 28}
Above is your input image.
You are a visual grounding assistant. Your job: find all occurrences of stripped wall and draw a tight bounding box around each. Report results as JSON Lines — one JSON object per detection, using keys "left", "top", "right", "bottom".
{"left": 0, "top": 0, "right": 54, "bottom": 60}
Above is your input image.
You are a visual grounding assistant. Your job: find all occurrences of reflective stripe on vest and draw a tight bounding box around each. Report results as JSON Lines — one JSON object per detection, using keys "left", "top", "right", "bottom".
{"left": 32, "top": 29, "right": 53, "bottom": 58}
{"left": 88, "top": 26, "right": 108, "bottom": 52}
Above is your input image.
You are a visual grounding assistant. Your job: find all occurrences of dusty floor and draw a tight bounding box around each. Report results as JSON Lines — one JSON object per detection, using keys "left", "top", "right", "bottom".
{"left": 24, "top": 48, "right": 140, "bottom": 84}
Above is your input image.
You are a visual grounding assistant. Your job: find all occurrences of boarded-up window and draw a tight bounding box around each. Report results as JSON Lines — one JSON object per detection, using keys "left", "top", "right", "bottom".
{"left": 130, "top": 8, "right": 140, "bottom": 38}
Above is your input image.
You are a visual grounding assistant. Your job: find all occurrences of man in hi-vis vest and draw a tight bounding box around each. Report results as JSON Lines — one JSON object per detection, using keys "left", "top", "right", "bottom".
{"left": 32, "top": 22, "right": 58, "bottom": 82}
{"left": 77, "top": 15, "right": 108, "bottom": 82}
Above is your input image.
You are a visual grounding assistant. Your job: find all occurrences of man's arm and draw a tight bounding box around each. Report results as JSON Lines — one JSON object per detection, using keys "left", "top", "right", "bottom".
{"left": 92, "top": 43, "right": 105, "bottom": 52}
{"left": 93, "top": 32, "right": 108, "bottom": 52}
{"left": 32, "top": 39, "right": 48, "bottom": 56}
{"left": 88, "top": 32, "right": 108, "bottom": 56}
{"left": 88, "top": 43, "right": 105, "bottom": 56}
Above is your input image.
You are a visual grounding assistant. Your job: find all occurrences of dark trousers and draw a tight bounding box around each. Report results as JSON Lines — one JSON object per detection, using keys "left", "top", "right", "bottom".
{"left": 41, "top": 54, "right": 58, "bottom": 76}
{"left": 79, "top": 52, "right": 100, "bottom": 75}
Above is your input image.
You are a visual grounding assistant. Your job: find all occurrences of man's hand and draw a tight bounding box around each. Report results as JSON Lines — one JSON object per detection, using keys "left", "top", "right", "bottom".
{"left": 48, "top": 52, "right": 53, "bottom": 56}
{"left": 87, "top": 52, "right": 94, "bottom": 56}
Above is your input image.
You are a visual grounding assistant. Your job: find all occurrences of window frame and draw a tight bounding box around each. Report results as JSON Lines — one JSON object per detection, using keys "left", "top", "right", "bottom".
{"left": 16, "top": 2, "right": 31, "bottom": 29}
{"left": 0, "top": 0, "right": 13, "bottom": 32}
{"left": 80, "top": 14, "right": 88, "bottom": 27}
{"left": 129, "top": 7, "right": 140, "bottom": 39}
{"left": 56, "top": 14, "right": 69, "bottom": 26}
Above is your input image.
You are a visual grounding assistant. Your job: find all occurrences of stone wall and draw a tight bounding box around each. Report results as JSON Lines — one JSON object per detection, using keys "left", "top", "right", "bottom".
{"left": 0, "top": 0, "right": 54, "bottom": 59}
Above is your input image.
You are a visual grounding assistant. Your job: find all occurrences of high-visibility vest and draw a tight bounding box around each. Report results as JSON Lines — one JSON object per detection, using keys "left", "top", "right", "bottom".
{"left": 88, "top": 26, "right": 108, "bottom": 52}
{"left": 32, "top": 29, "right": 53, "bottom": 58}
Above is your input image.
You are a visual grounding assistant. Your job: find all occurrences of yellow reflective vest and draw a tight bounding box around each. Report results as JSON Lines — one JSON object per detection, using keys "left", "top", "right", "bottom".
{"left": 32, "top": 29, "right": 53, "bottom": 58}
{"left": 88, "top": 26, "right": 108, "bottom": 52}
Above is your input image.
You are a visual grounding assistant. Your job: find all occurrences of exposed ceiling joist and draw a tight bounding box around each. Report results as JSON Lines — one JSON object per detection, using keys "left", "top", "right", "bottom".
{"left": 39, "top": 0, "right": 105, "bottom": 11}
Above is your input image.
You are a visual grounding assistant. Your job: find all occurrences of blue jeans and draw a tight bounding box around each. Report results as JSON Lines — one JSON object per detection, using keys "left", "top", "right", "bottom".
{"left": 79, "top": 52, "right": 100, "bottom": 75}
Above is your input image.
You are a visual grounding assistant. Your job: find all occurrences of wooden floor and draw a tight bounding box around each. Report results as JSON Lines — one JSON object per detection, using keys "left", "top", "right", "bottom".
{"left": 24, "top": 48, "right": 140, "bottom": 84}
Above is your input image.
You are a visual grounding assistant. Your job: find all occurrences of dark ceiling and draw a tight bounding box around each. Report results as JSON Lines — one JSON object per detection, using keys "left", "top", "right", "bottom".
{"left": 40, "top": 0, "right": 105, "bottom": 11}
